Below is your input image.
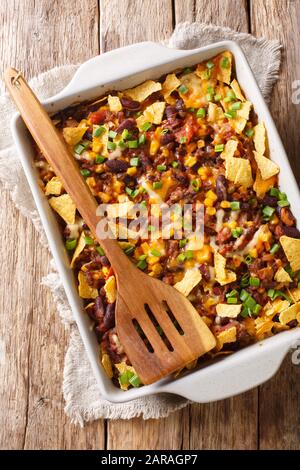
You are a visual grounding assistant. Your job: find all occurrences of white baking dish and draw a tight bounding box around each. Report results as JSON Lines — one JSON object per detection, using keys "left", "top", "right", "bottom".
{"left": 10, "top": 41, "right": 300, "bottom": 403}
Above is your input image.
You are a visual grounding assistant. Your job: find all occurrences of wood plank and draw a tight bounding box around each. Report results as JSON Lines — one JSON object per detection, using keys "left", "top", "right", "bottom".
{"left": 100, "top": 0, "right": 187, "bottom": 450}
{"left": 99, "top": 0, "right": 174, "bottom": 52}
{"left": 0, "top": 0, "right": 105, "bottom": 449}
{"left": 250, "top": 0, "right": 300, "bottom": 450}
{"left": 174, "top": 0, "right": 249, "bottom": 32}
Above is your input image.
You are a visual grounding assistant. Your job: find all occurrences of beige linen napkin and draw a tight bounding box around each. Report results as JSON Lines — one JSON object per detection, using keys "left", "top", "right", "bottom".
{"left": 0, "top": 23, "right": 281, "bottom": 425}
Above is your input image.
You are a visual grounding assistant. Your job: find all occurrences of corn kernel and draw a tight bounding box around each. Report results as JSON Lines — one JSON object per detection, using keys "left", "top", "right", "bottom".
{"left": 195, "top": 245, "right": 212, "bottom": 263}
{"left": 205, "top": 190, "right": 217, "bottom": 202}
{"left": 86, "top": 177, "right": 96, "bottom": 189}
{"left": 150, "top": 139, "right": 160, "bottom": 155}
{"left": 227, "top": 221, "right": 237, "bottom": 229}
{"left": 204, "top": 197, "right": 214, "bottom": 207}
{"left": 184, "top": 156, "right": 197, "bottom": 167}
{"left": 187, "top": 142, "right": 197, "bottom": 153}
{"left": 95, "top": 164, "right": 105, "bottom": 173}
{"left": 206, "top": 207, "right": 216, "bottom": 216}
{"left": 197, "top": 139, "right": 205, "bottom": 149}
{"left": 248, "top": 248, "right": 258, "bottom": 258}
{"left": 141, "top": 242, "right": 150, "bottom": 254}
{"left": 147, "top": 256, "right": 159, "bottom": 266}
{"left": 127, "top": 167, "right": 137, "bottom": 176}
{"left": 151, "top": 263, "right": 163, "bottom": 275}
{"left": 184, "top": 260, "right": 195, "bottom": 269}
{"left": 92, "top": 140, "right": 103, "bottom": 153}
{"left": 220, "top": 200, "right": 230, "bottom": 209}
{"left": 161, "top": 148, "right": 169, "bottom": 157}
{"left": 102, "top": 267, "right": 110, "bottom": 276}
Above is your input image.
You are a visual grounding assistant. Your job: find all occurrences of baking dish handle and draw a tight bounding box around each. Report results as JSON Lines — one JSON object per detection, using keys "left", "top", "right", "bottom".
{"left": 160, "top": 333, "right": 300, "bottom": 402}
{"left": 49, "top": 42, "right": 189, "bottom": 100}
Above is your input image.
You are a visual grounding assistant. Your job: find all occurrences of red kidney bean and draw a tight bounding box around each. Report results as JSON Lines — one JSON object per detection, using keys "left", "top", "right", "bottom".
{"left": 94, "top": 296, "right": 106, "bottom": 323}
{"left": 100, "top": 255, "right": 110, "bottom": 266}
{"left": 262, "top": 195, "right": 278, "bottom": 207}
{"left": 120, "top": 97, "right": 140, "bottom": 110}
{"left": 116, "top": 118, "right": 136, "bottom": 133}
{"left": 105, "top": 159, "right": 129, "bottom": 173}
{"left": 199, "top": 263, "right": 210, "bottom": 281}
{"left": 104, "top": 303, "right": 115, "bottom": 330}
{"left": 160, "top": 132, "right": 175, "bottom": 145}
{"left": 282, "top": 225, "right": 300, "bottom": 238}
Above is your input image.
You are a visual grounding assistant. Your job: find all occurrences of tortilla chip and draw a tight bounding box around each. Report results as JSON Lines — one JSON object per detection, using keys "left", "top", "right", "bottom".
{"left": 101, "top": 353, "right": 113, "bottom": 378}
{"left": 264, "top": 298, "right": 290, "bottom": 318}
{"left": 108, "top": 95, "right": 122, "bottom": 113}
{"left": 230, "top": 79, "right": 245, "bottom": 101}
{"left": 214, "top": 251, "right": 237, "bottom": 286}
{"left": 279, "top": 303, "right": 300, "bottom": 325}
{"left": 274, "top": 267, "right": 292, "bottom": 283}
{"left": 253, "top": 122, "right": 266, "bottom": 155}
{"left": 255, "top": 317, "right": 274, "bottom": 337}
{"left": 174, "top": 269, "right": 202, "bottom": 297}
{"left": 71, "top": 231, "right": 86, "bottom": 268}
{"left": 216, "top": 304, "right": 242, "bottom": 318}
{"left": 280, "top": 236, "right": 300, "bottom": 271}
{"left": 230, "top": 101, "right": 252, "bottom": 134}
{"left": 143, "top": 102, "right": 166, "bottom": 125}
{"left": 220, "top": 139, "right": 238, "bottom": 159}
{"left": 49, "top": 193, "right": 76, "bottom": 224}
{"left": 207, "top": 102, "right": 224, "bottom": 122}
{"left": 253, "top": 170, "right": 277, "bottom": 199}
{"left": 216, "top": 51, "right": 232, "bottom": 84}
{"left": 78, "top": 271, "right": 98, "bottom": 299}
{"left": 254, "top": 151, "right": 279, "bottom": 180}
{"left": 92, "top": 123, "right": 109, "bottom": 156}
{"left": 225, "top": 156, "right": 253, "bottom": 188}
{"left": 288, "top": 287, "right": 300, "bottom": 303}
{"left": 45, "top": 176, "right": 63, "bottom": 196}
{"left": 161, "top": 73, "right": 181, "bottom": 99}
{"left": 124, "top": 80, "right": 162, "bottom": 102}
{"left": 216, "top": 326, "right": 237, "bottom": 350}
{"left": 63, "top": 126, "right": 88, "bottom": 146}
{"left": 115, "top": 362, "right": 137, "bottom": 391}
{"left": 104, "top": 275, "right": 117, "bottom": 303}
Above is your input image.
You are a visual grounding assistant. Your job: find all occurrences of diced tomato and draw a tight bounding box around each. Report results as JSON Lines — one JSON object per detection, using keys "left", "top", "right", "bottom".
{"left": 89, "top": 110, "right": 107, "bottom": 125}
{"left": 174, "top": 115, "right": 198, "bottom": 144}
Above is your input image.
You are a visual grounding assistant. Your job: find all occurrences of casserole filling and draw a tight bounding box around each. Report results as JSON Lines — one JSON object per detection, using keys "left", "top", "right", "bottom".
{"left": 34, "top": 51, "right": 300, "bottom": 390}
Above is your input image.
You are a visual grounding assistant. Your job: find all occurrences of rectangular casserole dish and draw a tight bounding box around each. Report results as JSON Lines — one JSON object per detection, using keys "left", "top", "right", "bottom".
{"left": 11, "top": 41, "right": 300, "bottom": 403}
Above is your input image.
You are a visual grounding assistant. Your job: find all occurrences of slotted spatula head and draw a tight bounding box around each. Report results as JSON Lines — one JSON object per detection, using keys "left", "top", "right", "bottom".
{"left": 115, "top": 264, "right": 216, "bottom": 385}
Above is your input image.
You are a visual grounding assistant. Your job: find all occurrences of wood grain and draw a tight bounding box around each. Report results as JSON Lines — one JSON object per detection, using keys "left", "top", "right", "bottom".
{"left": 250, "top": 0, "right": 300, "bottom": 449}
{"left": 174, "top": 0, "right": 249, "bottom": 32}
{"left": 0, "top": 0, "right": 105, "bottom": 450}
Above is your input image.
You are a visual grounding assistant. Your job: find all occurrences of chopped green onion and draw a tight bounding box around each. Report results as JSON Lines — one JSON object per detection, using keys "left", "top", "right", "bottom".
{"left": 206, "top": 93, "right": 213, "bottom": 102}
{"left": 241, "top": 273, "right": 250, "bottom": 287}
{"left": 245, "top": 128, "right": 254, "bottom": 137}
{"left": 227, "top": 297, "right": 238, "bottom": 304}
{"left": 215, "top": 144, "right": 225, "bottom": 153}
{"left": 226, "top": 289, "right": 239, "bottom": 299}
{"left": 227, "top": 90, "right": 236, "bottom": 100}
{"left": 177, "top": 253, "right": 186, "bottom": 263}
{"left": 125, "top": 187, "right": 138, "bottom": 198}
{"left": 172, "top": 161, "right": 179, "bottom": 168}
{"left": 141, "top": 121, "right": 152, "bottom": 132}
{"left": 139, "top": 254, "right": 147, "bottom": 261}
{"left": 118, "top": 139, "right": 126, "bottom": 149}
{"left": 93, "top": 125, "right": 106, "bottom": 137}
{"left": 269, "top": 187, "right": 280, "bottom": 198}
{"left": 230, "top": 101, "right": 242, "bottom": 110}
{"left": 137, "top": 259, "right": 147, "bottom": 270}
{"left": 179, "top": 239, "right": 187, "bottom": 248}
{"left": 124, "top": 246, "right": 135, "bottom": 256}
{"left": 157, "top": 164, "right": 167, "bottom": 172}
{"left": 240, "top": 289, "right": 249, "bottom": 302}
{"left": 214, "top": 93, "right": 222, "bottom": 102}
{"left": 232, "top": 227, "right": 243, "bottom": 238}
{"left": 127, "top": 140, "right": 138, "bottom": 149}
{"left": 129, "top": 374, "right": 141, "bottom": 388}
{"left": 245, "top": 254, "right": 253, "bottom": 264}
{"left": 196, "top": 107, "right": 206, "bottom": 118}
{"left": 180, "top": 136, "right": 187, "bottom": 144}
{"left": 253, "top": 304, "right": 262, "bottom": 315}
{"left": 244, "top": 295, "right": 257, "bottom": 310}
{"left": 179, "top": 84, "right": 189, "bottom": 95}
{"left": 206, "top": 60, "right": 215, "bottom": 69}
{"left": 187, "top": 107, "right": 195, "bottom": 113}
{"left": 95, "top": 154, "right": 106, "bottom": 163}
{"left": 135, "top": 111, "right": 142, "bottom": 117}
{"left": 161, "top": 129, "right": 169, "bottom": 134}
{"left": 224, "top": 110, "right": 236, "bottom": 119}
{"left": 140, "top": 200, "right": 147, "bottom": 207}
{"left": 191, "top": 179, "right": 200, "bottom": 191}
{"left": 150, "top": 248, "right": 161, "bottom": 257}
{"left": 153, "top": 181, "right": 163, "bottom": 190}
{"left": 268, "top": 289, "right": 291, "bottom": 302}
{"left": 185, "top": 250, "right": 194, "bottom": 260}
{"left": 80, "top": 169, "right": 90, "bottom": 177}
{"left": 96, "top": 246, "right": 105, "bottom": 256}
{"left": 250, "top": 277, "right": 260, "bottom": 287}
{"left": 262, "top": 205, "right": 275, "bottom": 219}
{"left": 221, "top": 56, "right": 229, "bottom": 68}
{"left": 108, "top": 130, "right": 117, "bottom": 139}
{"left": 278, "top": 199, "right": 290, "bottom": 208}
{"left": 230, "top": 201, "right": 240, "bottom": 211}
{"left": 122, "top": 129, "right": 132, "bottom": 140}
{"left": 65, "top": 239, "right": 77, "bottom": 251}
{"left": 130, "top": 157, "right": 140, "bottom": 167}
{"left": 278, "top": 192, "right": 287, "bottom": 200}
{"left": 84, "top": 236, "right": 94, "bottom": 245}
{"left": 183, "top": 67, "right": 193, "bottom": 75}
{"left": 74, "top": 143, "right": 85, "bottom": 155}
{"left": 107, "top": 141, "right": 116, "bottom": 151}
{"left": 203, "top": 69, "right": 211, "bottom": 79}
{"left": 138, "top": 134, "right": 146, "bottom": 145}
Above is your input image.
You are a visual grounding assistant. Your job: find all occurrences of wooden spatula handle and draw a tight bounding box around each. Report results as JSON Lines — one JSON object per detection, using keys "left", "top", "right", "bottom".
{"left": 5, "top": 68, "right": 129, "bottom": 267}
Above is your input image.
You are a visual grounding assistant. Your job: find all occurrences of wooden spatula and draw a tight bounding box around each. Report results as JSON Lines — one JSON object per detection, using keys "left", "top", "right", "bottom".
{"left": 5, "top": 68, "right": 216, "bottom": 384}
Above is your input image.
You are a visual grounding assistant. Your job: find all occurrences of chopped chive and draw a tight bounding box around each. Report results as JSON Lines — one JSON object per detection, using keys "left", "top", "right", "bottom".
{"left": 185, "top": 250, "right": 194, "bottom": 260}
{"left": 203, "top": 69, "right": 211, "bottom": 79}
{"left": 172, "top": 161, "right": 179, "bottom": 168}
{"left": 138, "top": 134, "right": 146, "bottom": 145}
{"left": 65, "top": 239, "right": 77, "bottom": 251}
{"left": 107, "top": 141, "right": 116, "bottom": 151}
{"left": 96, "top": 246, "right": 105, "bottom": 256}
{"left": 74, "top": 143, "right": 85, "bottom": 155}
{"left": 150, "top": 248, "right": 161, "bottom": 257}
{"left": 136, "top": 259, "right": 147, "bottom": 270}
{"left": 84, "top": 236, "right": 94, "bottom": 245}
{"left": 278, "top": 199, "right": 290, "bottom": 208}
{"left": 245, "top": 128, "right": 254, "bottom": 137}
{"left": 206, "top": 60, "right": 215, "bottom": 69}
{"left": 93, "top": 125, "right": 106, "bottom": 137}
{"left": 270, "top": 243, "right": 280, "bottom": 255}
{"left": 180, "top": 136, "right": 187, "bottom": 144}
{"left": 179, "top": 239, "right": 187, "bottom": 248}
{"left": 221, "top": 56, "right": 229, "bottom": 68}
{"left": 140, "top": 200, "right": 147, "bottom": 207}
{"left": 161, "top": 128, "right": 169, "bottom": 135}
{"left": 215, "top": 144, "right": 225, "bottom": 152}
{"left": 278, "top": 192, "right": 287, "bottom": 200}
{"left": 187, "top": 107, "right": 195, "bottom": 113}
{"left": 80, "top": 169, "right": 90, "bottom": 177}
{"left": 141, "top": 121, "right": 152, "bottom": 132}
{"left": 135, "top": 111, "right": 142, "bottom": 117}
{"left": 153, "top": 181, "right": 163, "bottom": 190}
{"left": 230, "top": 101, "right": 242, "bottom": 110}
{"left": 127, "top": 140, "right": 138, "bottom": 149}
{"left": 196, "top": 107, "right": 206, "bottom": 118}
{"left": 108, "top": 130, "right": 117, "bottom": 139}
{"left": 130, "top": 157, "right": 140, "bottom": 167}
{"left": 95, "top": 154, "right": 106, "bottom": 163}
{"left": 230, "top": 201, "right": 240, "bottom": 211}
{"left": 177, "top": 253, "right": 186, "bottom": 263}
{"left": 250, "top": 277, "right": 260, "bottom": 287}
{"left": 157, "top": 164, "right": 167, "bottom": 172}
{"left": 227, "top": 297, "right": 238, "bottom": 304}
{"left": 179, "top": 84, "right": 189, "bottom": 95}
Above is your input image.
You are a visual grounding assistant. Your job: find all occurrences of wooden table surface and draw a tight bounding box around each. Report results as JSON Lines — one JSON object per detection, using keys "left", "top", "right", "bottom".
{"left": 0, "top": 0, "right": 299, "bottom": 450}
